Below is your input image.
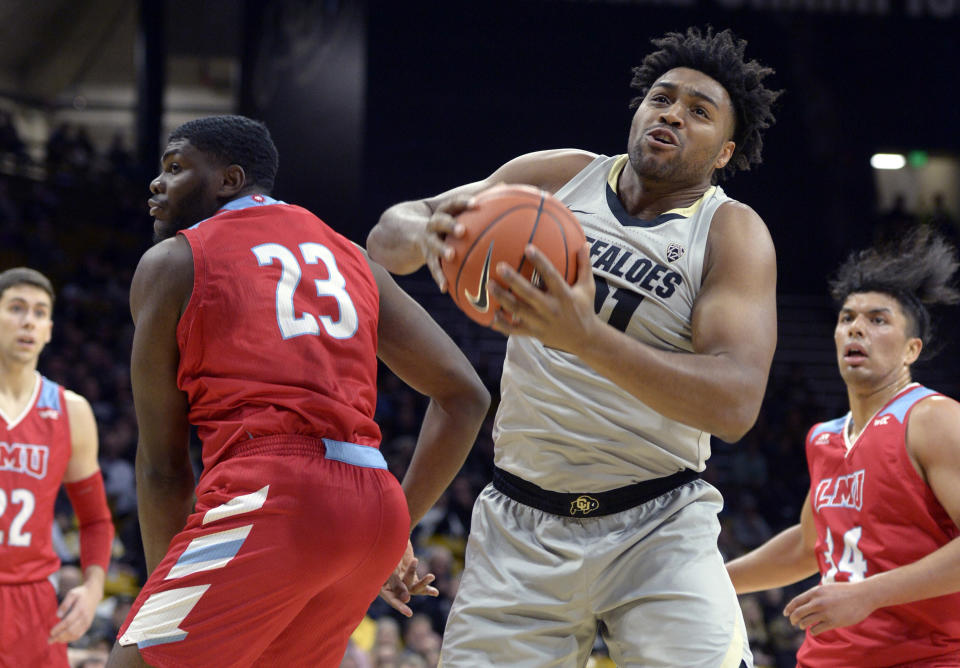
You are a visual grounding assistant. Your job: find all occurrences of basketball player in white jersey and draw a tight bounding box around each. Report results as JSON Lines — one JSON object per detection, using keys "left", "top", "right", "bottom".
{"left": 367, "top": 27, "right": 781, "bottom": 667}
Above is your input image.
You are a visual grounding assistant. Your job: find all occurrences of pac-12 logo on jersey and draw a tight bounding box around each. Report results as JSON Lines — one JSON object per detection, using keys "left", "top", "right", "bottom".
{"left": 873, "top": 415, "right": 892, "bottom": 427}
{"left": 38, "top": 408, "right": 60, "bottom": 420}
{"left": 666, "top": 241, "right": 685, "bottom": 263}
{"left": 0, "top": 442, "right": 50, "bottom": 479}
{"left": 814, "top": 469, "right": 865, "bottom": 512}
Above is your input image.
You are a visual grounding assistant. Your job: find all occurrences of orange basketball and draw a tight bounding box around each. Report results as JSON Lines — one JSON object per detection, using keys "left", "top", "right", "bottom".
{"left": 441, "top": 183, "right": 586, "bottom": 327}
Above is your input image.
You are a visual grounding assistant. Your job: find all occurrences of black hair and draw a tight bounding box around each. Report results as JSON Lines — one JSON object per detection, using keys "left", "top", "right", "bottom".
{"left": 829, "top": 226, "right": 960, "bottom": 360}
{"left": 168, "top": 115, "right": 279, "bottom": 192}
{"left": 0, "top": 267, "right": 55, "bottom": 305}
{"left": 630, "top": 26, "right": 781, "bottom": 181}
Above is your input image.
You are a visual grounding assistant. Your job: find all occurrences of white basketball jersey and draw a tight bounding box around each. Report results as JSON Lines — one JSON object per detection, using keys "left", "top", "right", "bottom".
{"left": 493, "top": 154, "right": 734, "bottom": 492}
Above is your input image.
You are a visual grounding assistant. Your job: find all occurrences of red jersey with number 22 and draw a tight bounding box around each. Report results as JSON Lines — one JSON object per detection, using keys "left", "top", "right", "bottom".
{"left": 798, "top": 383, "right": 960, "bottom": 667}
{"left": 177, "top": 195, "right": 381, "bottom": 474}
{"left": 0, "top": 374, "right": 71, "bottom": 584}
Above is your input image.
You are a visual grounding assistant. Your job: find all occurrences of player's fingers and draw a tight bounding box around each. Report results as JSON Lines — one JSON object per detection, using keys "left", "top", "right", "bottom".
{"left": 574, "top": 244, "right": 594, "bottom": 291}
{"left": 524, "top": 245, "right": 565, "bottom": 292}
{"left": 495, "top": 263, "right": 544, "bottom": 305}
{"left": 380, "top": 589, "right": 413, "bottom": 618}
{"left": 783, "top": 588, "right": 812, "bottom": 617}
{"left": 425, "top": 255, "right": 448, "bottom": 293}
{"left": 435, "top": 196, "right": 477, "bottom": 221}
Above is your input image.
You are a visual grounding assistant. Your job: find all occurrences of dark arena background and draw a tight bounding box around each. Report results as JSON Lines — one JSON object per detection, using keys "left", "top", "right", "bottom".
{"left": 1, "top": 1, "right": 958, "bottom": 666}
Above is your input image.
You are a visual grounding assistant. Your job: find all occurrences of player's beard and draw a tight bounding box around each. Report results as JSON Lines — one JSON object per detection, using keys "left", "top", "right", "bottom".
{"left": 152, "top": 180, "right": 215, "bottom": 244}
{"left": 628, "top": 135, "right": 722, "bottom": 186}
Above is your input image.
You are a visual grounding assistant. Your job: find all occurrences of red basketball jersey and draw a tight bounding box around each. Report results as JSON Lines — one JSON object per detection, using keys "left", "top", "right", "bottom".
{"left": 0, "top": 374, "right": 71, "bottom": 584}
{"left": 177, "top": 195, "right": 381, "bottom": 473}
{"left": 798, "top": 383, "right": 960, "bottom": 667}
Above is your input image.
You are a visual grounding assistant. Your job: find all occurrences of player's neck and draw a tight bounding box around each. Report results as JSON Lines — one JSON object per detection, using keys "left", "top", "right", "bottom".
{"left": 845, "top": 374, "right": 913, "bottom": 436}
{"left": 617, "top": 170, "right": 711, "bottom": 219}
{"left": 0, "top": 357, "right": 39, "bottom": 394}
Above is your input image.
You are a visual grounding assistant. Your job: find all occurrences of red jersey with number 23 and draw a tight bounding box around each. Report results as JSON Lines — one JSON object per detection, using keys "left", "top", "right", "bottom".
{"left": 798, "top": 383, "right": 960, "bottom": 667}
{"left": 177, "top": 195, "right": 381, "bottom": 474}
{"left": 0, "top": 374, "right": 71, "bottom": 584}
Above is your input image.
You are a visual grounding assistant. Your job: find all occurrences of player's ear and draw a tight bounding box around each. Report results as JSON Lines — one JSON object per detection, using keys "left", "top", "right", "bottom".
{"left": 714, "top": 140, "right": 735, "bottom": 171}
{"left": 904, "top": 336, "right": 922, "bottom": 366}
{"left": 219, "top": 164, "right": 246, "bottom": 197}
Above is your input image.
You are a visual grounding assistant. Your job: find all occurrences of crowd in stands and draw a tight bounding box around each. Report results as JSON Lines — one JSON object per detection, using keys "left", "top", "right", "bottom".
{"left": 1, "top": 112, "right": 957, "bottom": 668}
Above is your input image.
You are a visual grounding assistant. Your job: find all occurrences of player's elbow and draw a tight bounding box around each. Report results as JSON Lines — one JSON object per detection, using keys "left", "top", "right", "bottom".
{"left": 458, "top": 374, "right": 492, "bottom": 423}
{"left": 367, "top": 209, "right": 420, "bottom": 275}
{"left": 711, "top": 396, "right": 763, "bottom": 444}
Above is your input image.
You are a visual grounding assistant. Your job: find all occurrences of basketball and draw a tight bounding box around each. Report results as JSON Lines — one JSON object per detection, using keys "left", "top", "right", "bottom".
{"left": 441, "top": 183, "right": 586, "bottom": 327}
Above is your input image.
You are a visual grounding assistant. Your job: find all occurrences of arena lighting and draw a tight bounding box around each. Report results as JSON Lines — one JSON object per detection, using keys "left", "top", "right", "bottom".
{"left": 870, "top": 153, "right": 906, "bottom": 170}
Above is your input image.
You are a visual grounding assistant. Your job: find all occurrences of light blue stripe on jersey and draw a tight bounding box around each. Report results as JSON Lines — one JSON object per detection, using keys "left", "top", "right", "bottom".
{"left": 175, "top": 538, "right": 247, "bottom": 565}
{"left": 880, "top": 385, "right": 937, "bottom": 424}
{"left": 809, "top": 415, "right": 846, "bottom": 441}
{"left": 189, "top": 194, "right": 287, "bottom": 229}
{"left": 37, "top": 377, "right": 60, "bottom": 411}
{"left": 138, "top": 633, "right": 188, "bottom": 649}
{"left": 323, "top": 439, "right": 387, "bottom": 469}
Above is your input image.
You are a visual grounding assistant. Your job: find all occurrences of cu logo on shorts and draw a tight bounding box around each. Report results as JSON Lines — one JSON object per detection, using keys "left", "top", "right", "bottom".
{"left": 570, "top": 495, "right": 600, "bottom": 516}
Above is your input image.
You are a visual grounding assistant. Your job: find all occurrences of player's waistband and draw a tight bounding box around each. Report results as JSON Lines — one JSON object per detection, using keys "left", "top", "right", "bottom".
{"left": 222, "top": 434, "right": 387, "bottom": 469}
{"left": 492, "top": 466, "right": 700, "bottom": 518}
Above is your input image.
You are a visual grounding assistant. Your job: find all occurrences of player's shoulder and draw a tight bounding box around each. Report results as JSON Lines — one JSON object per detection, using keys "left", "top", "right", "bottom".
{"left": 62, "top": 388, "right": 94, "bottom": 419}
{"left": 495, "top": 149, "right": 598, "bottom": 193}
{"left": 808, "top": 415, "right": 847, "bottom": 445}
{"left": 131, "top": 236, "right": 194, "bottom": 313}
{"left": 908, "top": 393, "right": 960, "bottom": 439}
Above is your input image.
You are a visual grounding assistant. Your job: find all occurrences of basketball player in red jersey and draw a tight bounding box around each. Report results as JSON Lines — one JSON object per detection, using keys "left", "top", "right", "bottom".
{"left": 105, "top": 115, "right": 489, "bottom": 668}
{"left": 0, "top": 267, "right": 114, "bottom": 668}
{"left": 727, "top": 228, "right": 960, "bottom": 666}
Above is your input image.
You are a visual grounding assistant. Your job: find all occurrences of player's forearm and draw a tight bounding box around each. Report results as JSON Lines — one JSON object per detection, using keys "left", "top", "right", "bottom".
{"left": 366, "top": 201, "right": 432, "bottom": 274}
{"left": 135, "top": 453, "right": 195, "bottom": 574}
{"left": 81, "top": 565, "right": 106, "bottom": 597}
{"left": 573, "top": 321, "right": 766, "bottom": 442}
{"left": 859, "top": 535, "right": 960, "bottom": 611}
{"left": 726, "top": 525, "right": 819, "bottom": 594}
{"left": 402, "top": 389, "right": 489, "bottom": 527}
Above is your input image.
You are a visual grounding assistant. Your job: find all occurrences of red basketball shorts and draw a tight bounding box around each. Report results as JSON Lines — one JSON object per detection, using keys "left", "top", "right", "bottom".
{"left": 117, "top": 435, "right": 409, "bottom": 667}
{"left": 0, "top": 579, "right": 69, "bottom": 668}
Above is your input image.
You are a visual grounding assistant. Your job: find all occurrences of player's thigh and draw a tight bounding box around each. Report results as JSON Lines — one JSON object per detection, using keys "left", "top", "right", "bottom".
{"left": 441, "top": 485, "right": 596, "bottom": 668}
{"left": 599, "top": 489, "right": 751, "bottom": 668}
{"left": 0, "top": 581, "right": 68, "bottom": 668}
{"left": 119, "top": 454, "right": 406, "bottom": 667}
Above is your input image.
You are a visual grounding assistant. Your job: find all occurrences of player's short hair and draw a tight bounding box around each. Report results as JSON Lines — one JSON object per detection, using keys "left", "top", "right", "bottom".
{"left": 629, "top": 26, "right": 781, "bottom": 181}
{"left": 168, "top": 115, "right": 279, "bottom": 192}
{"left": 0, "top": 267, "right": 55, "bottom": 305}
{"left": 829, "top": 226, "right": 960, "bottom": 360}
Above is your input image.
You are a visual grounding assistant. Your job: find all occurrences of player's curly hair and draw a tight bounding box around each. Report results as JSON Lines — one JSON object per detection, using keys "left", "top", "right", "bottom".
{"left": 169, "top": 115, "right": 279, "bottom": 192}
{"left": 0, "top": 267, "right": 55, "bottom": 305}
{"left": 630, "top": 26, "right": 781, "bottom": 181}
{"left": 829, "top": 226, "right": 960, "bottom": 359}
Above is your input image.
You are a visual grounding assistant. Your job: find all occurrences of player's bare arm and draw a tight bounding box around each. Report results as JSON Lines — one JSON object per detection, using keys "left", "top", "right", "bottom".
{"left": 785, "top": 397, "right": 960, "bottom": 635}
{"left": 367, "top": 256, "right": 490, "bottom": 616}
{"left": 367, "top": 257, "right": 489, "bottom": 525}
{"left": 48, "top": 390, "right": 111, "bottom": 644}
{"left": 493, "top": 200, "right": 776, "bottom": 442}
{"left": 366, "top": 149, "right": 595, "bottom": 289}
{"left": 129, "top": 236, "right": 195, "bottom": 574}
{"left": 725, "top": 491, "right": 819, "bottom": 594}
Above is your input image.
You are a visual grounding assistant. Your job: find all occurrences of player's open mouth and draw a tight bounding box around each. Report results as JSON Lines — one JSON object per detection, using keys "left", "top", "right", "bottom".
{"left": 843, "top": 343, "right": 867, "bottom": 362}
{"left": 647, "top": 128, "right": 678, "bottom": 146}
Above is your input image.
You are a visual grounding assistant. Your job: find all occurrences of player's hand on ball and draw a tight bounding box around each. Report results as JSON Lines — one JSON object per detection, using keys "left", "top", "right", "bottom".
{"left": 379, "top": 540, "right": 438, "bottom": 618}
{"left": 491, "top": 243, "right": 597, "bottom": 353}
{"left": 422, "top": 196, "right": 474, "bottom": 293}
